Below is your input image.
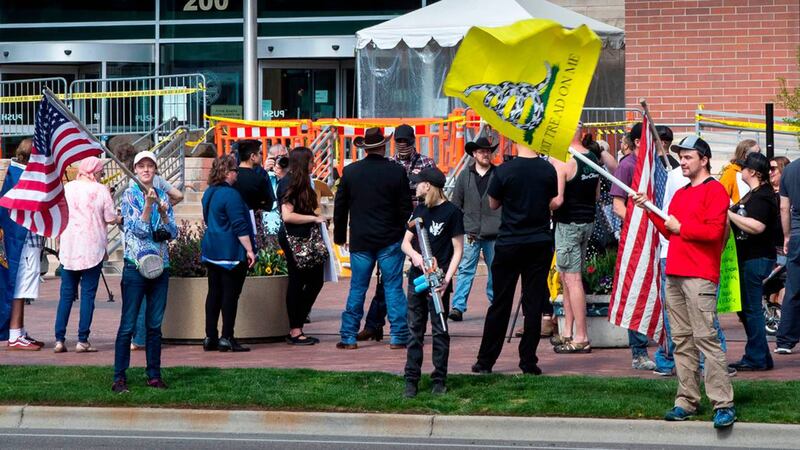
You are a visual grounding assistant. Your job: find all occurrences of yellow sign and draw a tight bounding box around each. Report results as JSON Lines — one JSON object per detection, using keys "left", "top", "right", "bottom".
{"left": 443, "top": 19, "right": 602, "bottom": 161}
{"left": 717, "top": 231, "right": 742, "bottom": 314}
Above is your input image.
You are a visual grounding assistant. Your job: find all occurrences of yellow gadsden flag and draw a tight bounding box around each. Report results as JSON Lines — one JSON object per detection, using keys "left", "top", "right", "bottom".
{"left": 444, "top": 19, "right": 602, "bottom": 161}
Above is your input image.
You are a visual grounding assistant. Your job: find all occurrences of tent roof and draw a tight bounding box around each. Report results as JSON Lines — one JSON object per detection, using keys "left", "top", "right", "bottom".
{"left": 356, "top": 0, "right": 624, "bottom": 50}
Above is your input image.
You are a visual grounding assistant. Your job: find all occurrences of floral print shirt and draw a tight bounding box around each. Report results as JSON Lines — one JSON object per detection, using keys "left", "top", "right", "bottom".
{"left": 121, "top": 184, "right": 178, "bottom": 267}
{"left": 59, "top": 180, "right": 117, "bottom": 271}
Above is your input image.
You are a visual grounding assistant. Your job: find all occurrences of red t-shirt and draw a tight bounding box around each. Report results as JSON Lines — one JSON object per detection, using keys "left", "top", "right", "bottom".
{"left": 650, "top": 178, "right": 729, "bottom": 284}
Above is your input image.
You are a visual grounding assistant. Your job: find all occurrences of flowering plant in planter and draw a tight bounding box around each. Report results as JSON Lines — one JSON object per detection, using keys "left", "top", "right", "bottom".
{"left": 582, "top": 247, "right": 617, "bottom": 295}
{"left": 168, "top": 221, "right": 287, "bottom": 277}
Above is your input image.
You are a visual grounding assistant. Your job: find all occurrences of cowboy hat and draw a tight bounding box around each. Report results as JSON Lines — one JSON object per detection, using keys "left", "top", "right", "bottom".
{"left": 465, "top": 137, "right": 499, "bottom": 157}
{"left": 354, "top": 127, "right": 391, "bottom": 149}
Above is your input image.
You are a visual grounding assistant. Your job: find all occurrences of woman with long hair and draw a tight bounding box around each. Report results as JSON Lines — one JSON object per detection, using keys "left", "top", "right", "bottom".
{"left": 277, "top": 147, "right": 327, "bottom": 345}
{"left": 201, "top": 154, "right": 256, "bottom": 353}
{"left": 719, "top": 139, "right": 761, "bottom": 203}
{"left": 727, "top": 153, "right": 777, "bottom": 371}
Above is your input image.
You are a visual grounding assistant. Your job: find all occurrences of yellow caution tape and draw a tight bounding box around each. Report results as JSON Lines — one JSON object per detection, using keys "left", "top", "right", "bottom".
{"left": 186, "top": 126, "right": 215, "bottom": 148}
{"left": 205, "top": 115, "right": 308, "bottom": 128}
{"left": 696, "top": 114, "right": 800, "bottom": 134}
{"left": 0, "top": 86, "right": 204, "bottom": 103}
{"left": 315, "top": 116, "right": 466, "bottom": 129}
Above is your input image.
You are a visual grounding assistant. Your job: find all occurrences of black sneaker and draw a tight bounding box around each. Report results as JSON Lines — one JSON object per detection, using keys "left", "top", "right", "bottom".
{"left": 111, "top": 379, "right": 129, "bottom": 394}
{"left": 448, "top": 308, "right": 463, "bottom": 322}
{"left": 471, "top": 362, "right": 492, "bottom": 374}
{"left": 521, "top": 365, "right": 543, "bottom": 376}
{"left": 431, "top": 382, "right": 447, "bottom": 395}
{"left": 146, "top": 378, "right": 168, "bottom": 389}
{"left": 404, "top": 381, "right": 418, "bottom": 398}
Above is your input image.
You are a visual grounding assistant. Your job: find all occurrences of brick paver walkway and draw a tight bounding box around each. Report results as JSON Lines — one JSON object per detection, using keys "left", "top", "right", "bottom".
{"left": 3, "top": 275, "right": 799, "bottom": 381}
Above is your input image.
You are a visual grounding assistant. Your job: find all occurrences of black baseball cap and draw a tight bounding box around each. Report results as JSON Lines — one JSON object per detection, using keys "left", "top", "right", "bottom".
{"left": 410, "top": 167, "right": 446, "bottom": 189}
{"left": 394, "top": 124, "right": 415, "bottom": 145}
{"left": 656, "top": 125, "right": 674, "bottom": 142}
{"left": 628, "top": 122, "right": 643, "bottom": 141}
{"left": 670, "top": 135, "right": 712, "bottom": 159}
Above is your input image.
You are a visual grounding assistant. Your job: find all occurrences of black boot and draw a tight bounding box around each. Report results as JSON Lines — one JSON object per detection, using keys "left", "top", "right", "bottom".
{"left": 203, "top": 337, "right": 219, "bottom": 351}
{"left": 404, "top": 381, "right": 418, "bottom": 398}
{"left": 218, "top": 337, "right": 250, "bottom": 352}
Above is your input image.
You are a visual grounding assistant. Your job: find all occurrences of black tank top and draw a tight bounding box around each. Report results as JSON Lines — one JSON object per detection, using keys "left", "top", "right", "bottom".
{"left": 553, "top": 150, "right": 600, "bottom": 224}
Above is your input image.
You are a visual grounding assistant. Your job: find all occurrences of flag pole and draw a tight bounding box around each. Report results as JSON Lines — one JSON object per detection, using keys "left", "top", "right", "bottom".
{"left": 42, "top": 88, "right": 147, "bottom": 192}
{"left": 568, "top": 147, "right": 668, "bottom": 220}
{"left": 639, "top": 98, "right": 671, "bottom": 169}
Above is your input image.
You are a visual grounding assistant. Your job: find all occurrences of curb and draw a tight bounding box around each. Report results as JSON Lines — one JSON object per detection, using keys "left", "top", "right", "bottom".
{"left": 2, "top": 405, "right": 799, "bottom": 448}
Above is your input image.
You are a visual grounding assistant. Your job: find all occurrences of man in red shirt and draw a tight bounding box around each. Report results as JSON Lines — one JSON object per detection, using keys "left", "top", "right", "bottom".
{"left": 633, "top": 136, "right": 736, "bottom": 429}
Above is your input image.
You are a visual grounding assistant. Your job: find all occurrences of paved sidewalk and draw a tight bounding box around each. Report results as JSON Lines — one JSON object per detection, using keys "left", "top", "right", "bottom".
{"left": 2, "top": 275, "right": 799, "bottom": 380}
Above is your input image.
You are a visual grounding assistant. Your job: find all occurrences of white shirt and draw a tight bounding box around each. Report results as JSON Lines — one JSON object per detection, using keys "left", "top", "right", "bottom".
{"left": 659, "top": 167, "right": 690, "bottom": 259}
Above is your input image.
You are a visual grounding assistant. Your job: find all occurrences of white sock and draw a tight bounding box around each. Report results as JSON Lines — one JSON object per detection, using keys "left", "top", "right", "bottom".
{"left": 9, "top": 328, "right": 22, "bottom": 341}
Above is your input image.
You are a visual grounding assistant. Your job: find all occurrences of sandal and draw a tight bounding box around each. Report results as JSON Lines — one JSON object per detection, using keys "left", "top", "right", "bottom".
{"left": 286, "top": 334, "right": 316, "bottom": 346}
{"left": 549, "top": 334, "right": 571, "bottom": 346}
{"left": 554, "top": 340, "right": 592, "bottom": 354}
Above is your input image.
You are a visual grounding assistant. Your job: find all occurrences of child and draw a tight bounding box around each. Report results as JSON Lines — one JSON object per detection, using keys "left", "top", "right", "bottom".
{"left": 401, "top": 167, "right": 464, "bottom": 398}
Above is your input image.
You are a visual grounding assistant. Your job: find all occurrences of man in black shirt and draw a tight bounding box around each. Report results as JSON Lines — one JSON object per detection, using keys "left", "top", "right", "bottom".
{"left": 334, "top": 128, "right": 413, "bottom": 349}
{"left": 472, "top": 143, "right": 559, "bottom": 375}
{"left": 233, "top": 140, "right": 275, "bottom": 213}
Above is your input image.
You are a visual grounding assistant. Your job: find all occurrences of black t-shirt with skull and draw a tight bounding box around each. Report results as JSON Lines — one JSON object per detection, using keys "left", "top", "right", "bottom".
{"left": 408, "top": 200, "right": 464, "bottom": 278}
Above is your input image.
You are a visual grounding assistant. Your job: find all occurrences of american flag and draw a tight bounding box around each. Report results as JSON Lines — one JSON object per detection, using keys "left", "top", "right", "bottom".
{"left": 0, "top": 93, "right": 103, "bottom": 237}
{"left": 608, "top": 116, "right": 664, "bottom": 340}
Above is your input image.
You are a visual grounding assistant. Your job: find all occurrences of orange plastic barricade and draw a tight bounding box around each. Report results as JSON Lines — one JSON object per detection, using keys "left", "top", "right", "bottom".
{"left": 212, "top": 118, "right": 313, "bottom": 165}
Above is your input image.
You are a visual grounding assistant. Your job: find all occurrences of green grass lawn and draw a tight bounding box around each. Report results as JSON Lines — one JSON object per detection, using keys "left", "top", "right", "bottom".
{"left": 1, "top": 365, "right": 798, "bottom": 424}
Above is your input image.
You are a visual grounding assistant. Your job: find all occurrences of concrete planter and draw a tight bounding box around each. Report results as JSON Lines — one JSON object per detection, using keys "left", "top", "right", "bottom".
{"left": 162, "top": 275, "right": 289, "bottom": 343}
{"left": 553, "top": 294, "right": 629, "bottom": 348}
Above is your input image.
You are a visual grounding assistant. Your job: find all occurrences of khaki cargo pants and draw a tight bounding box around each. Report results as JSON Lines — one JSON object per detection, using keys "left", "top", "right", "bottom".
{"left": 665, "top": 276, "right": 734, "bottom": 412}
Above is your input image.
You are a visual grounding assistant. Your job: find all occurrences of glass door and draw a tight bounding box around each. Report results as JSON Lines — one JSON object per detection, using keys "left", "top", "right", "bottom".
{"left": 260, "top": 60, "right": 340, "bottom": 120}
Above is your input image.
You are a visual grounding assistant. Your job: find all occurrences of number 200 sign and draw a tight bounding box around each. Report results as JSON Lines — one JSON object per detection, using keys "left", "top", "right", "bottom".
{"left": 184, "top": 0, "right": 229, "bottom": 11}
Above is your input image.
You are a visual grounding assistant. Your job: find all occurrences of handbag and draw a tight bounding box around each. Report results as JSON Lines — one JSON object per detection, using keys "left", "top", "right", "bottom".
{"left": 286, "top": 225, "right": 328, "bottom": 269}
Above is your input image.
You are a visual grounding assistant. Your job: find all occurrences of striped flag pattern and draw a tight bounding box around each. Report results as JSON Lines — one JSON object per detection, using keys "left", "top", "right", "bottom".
{"left": 608, "top": 116, "right": 663, "bottom": 340}
{"left": 0, "top": 93, "right": 103, "bottom": 237}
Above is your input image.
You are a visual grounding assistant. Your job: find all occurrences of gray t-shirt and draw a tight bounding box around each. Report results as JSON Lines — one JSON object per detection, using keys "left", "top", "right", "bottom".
{"left": 779, "top": 159, "right": 800, "bottom": 236}
{"left": 128, "top": 175, "right": 172, "bottom": 193}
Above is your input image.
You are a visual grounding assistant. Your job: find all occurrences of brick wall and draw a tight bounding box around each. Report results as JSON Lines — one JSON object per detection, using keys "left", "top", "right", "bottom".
{"left": 625, "top": 0, "right": 800, "bottom": 123}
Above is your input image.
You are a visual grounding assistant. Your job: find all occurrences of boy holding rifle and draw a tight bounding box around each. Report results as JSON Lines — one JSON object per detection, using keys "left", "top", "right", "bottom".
{"left": 401, "top": 167, "right": 464, "bottom": 398}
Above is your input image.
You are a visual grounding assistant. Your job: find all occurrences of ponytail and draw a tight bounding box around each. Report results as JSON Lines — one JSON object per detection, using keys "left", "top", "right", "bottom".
{"left": 582, "top": 132, "right": 602, "bottom": 158}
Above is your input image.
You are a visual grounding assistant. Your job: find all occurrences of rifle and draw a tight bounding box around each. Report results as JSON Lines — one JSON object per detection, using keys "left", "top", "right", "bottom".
{"left": 410, "top": 217, "right": 448, "bottom": 332}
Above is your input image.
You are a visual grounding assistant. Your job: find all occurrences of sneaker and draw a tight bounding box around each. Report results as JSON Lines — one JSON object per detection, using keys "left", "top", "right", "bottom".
{"left": 431, "top": 382, "right": 447, "bottom": 395}
{"left": 8, "top": 336, "right": 41, "bottom": 351}
{"left": 713, "top": 407, "right": 736, "bottom": 429}
{"left": 24, "top": 334, "right": 45, "bottom": 348}
{"left": 146, "top": 378, "right": 168, "bottom": 389}
{"left": 404, "top": 381, "right": 418, "bottom": 398}
{"left": 448, "top": 308, "right": 463, "bottom": 322}
{"left": 729, "top": 361, "right": 771, "bottom": 372}
{"left": 111, "top": 379, "right": 129, "bottom": 394}
{"left": 652, "top": 367, "right": 675, "bottom": 377}
{"left": 75, "top": 341, "right": 98, "bottom": 353}
{"left": 726, "top": 366, "right": 738, "bottom": 377}
{"left": 774, "top": 347, "right": 793, "bottom": 355}
{"left": 336, "top": 342, "right": 358, "bottom": 350}
{"left": 130, "top": 343, "right": 145, "bottom": 351}
{"left": 632, "top": 356, "right": 656, "bottom": 371}
{"left": 664, "top": 406, "right": 694, "bottom": 421}
{"left": 53, "top": 341, "right": 67, "bottom": 353}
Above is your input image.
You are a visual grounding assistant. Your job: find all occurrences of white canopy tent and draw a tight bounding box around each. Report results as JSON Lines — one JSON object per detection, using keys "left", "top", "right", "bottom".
{"left": 355, "top": 0, "right": 625, "bottom": 118}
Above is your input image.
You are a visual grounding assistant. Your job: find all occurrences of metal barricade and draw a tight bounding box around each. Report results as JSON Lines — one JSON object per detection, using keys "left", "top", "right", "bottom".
{"left": 695, "top": 109, "right": 800, "bottom": 159}
{"left": 0, "top": 77, "right": 68, "bottom": 136}
{"left": 213, "top": 119, "right": 313, "bottom": 159}
{"left": 69, "top": 74, "right": 207, "bottom": 136}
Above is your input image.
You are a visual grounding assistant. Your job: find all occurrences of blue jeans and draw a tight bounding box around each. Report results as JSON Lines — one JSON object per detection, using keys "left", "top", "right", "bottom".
{"left": 655, "top": 258, "right": 728, "bottom": 372}
{"left": 132, "top": 304, "right": 147, "bottom": 347}
{"left": 114, "top": 264, "right": 169, "bottom": 382}
{"left": 340, "top": 242, "right": 409, "bottom": 345}
{"left": 451, "top": 237, "right": 495, "bottom": 313}
{"left": 778, "top": 235, "right": 800, "bottom": 349}
{"left": 54, "top": 263, "right": 102, "bottom": 343}
{"left": 737, "top": 257, "right": 775, "bottom": 368}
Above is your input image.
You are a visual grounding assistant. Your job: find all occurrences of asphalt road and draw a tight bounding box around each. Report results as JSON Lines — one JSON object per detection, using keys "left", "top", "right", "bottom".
{"left": 0, "top": 429, "right": 785, "bottom": 450}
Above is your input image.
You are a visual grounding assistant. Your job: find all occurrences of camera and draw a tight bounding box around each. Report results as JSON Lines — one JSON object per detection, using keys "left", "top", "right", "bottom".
{"left": 277, "top": 156, "right": 289, "bottom": 169}
{"left": 152, "top": 226, "right": 171, "bottom": 243}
